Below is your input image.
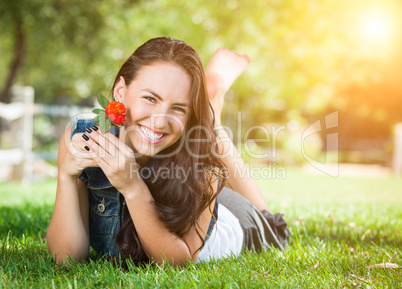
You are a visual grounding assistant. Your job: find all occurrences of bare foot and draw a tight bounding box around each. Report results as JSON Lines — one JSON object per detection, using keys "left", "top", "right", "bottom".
{"left": 205, "top": 48, "right": 250, "bottom": 121}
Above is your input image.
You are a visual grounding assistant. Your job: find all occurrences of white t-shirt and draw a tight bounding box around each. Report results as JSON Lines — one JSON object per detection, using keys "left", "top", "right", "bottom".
{"left": 197, "top": 203, "right": 244, "bottom": 263}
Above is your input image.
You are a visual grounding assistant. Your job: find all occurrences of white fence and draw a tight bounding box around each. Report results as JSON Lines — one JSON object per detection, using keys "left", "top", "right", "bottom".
{"left": 0, "top": 87, "right": 34, "bottom": 183}
{"left": 0, "top": 86, "right": 91, "bottom": 183}
{"left": 1, "top": 86, "right": 402, "bottom": 183}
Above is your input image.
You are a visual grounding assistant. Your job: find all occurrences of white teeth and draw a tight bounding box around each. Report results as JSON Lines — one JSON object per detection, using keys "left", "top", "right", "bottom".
{"left": 140, "top": 125, "right": 164, "bottom": 140}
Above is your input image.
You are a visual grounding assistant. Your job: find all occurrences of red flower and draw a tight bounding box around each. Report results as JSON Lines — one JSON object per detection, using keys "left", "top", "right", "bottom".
{"left": 105, "top": 101, "right": 126, "bottom": 125}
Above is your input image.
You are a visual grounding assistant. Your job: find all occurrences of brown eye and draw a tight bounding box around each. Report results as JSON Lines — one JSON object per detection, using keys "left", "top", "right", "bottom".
{"left": 172, "top": 107, "right": 185, "bottom": 114}
{"left": 144, "top": 96, "right": 156, "bottom": 103}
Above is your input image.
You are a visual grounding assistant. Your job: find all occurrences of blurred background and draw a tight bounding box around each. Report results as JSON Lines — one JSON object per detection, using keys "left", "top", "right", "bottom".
{"left": 1, "top": 0, "right": 402, "bottom": 182}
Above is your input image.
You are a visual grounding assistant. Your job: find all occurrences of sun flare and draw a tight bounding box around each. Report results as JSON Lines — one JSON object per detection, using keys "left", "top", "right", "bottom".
{"left": 360, "top": 12, "right": 394, "bottom": 43}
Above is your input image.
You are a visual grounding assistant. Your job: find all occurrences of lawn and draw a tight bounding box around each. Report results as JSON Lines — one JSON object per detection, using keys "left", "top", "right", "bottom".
{"left": 1, "top": 167, "right": 401, "bottom": 288}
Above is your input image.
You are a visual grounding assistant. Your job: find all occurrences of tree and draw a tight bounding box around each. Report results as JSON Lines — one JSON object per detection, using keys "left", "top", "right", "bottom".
{"left": 0, "top": 0, "right": 25, "bottom": 103}
{"left": 0, "top": 0, "right": 140, "bottom": 103}
{"left": 1, "top": 0, "right": 401, "bottom": 146}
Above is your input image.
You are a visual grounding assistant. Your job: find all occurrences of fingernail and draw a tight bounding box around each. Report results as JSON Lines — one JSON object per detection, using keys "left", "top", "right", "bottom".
{"left": 85, "top": 127, "right": 92, "bottom": 133}
{"left": 84, "top": 146, "right": 90, "bottom": 151}
{"left": 82, "top": 134, "right": 89, "bottom": 141}
{"left": 92, "top": 126, "right": 99, "bottom": 131}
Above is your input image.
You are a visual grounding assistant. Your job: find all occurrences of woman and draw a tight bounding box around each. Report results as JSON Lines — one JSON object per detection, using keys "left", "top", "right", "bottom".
{"left": 46, "top": 37, "right": 288, "bottom": 267}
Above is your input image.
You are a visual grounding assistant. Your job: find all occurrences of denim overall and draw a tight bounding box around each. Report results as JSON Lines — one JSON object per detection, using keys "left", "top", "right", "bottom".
{"left": 70, "top": 119, "right": 217, "bottom": 257}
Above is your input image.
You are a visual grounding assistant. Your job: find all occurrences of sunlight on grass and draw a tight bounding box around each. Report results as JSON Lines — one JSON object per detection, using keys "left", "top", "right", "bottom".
{"left": 0, "top": 179, "right": 57, "bottom": 207}
{"left": 1, "top": 170, "right": 402, "bottom": 287}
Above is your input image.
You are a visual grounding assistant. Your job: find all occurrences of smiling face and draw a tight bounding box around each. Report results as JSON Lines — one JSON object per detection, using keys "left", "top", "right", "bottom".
{"left": 114, "top": 62, "right": 192, "bottom": 159}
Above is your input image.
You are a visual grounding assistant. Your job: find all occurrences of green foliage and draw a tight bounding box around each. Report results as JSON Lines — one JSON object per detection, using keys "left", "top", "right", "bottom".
{"left": 1, "top": 0, "right": 401, "bottom": 139}
{"left": 1, "top": 173, "right": 402, "bottom": 287}
{"left": 91, "top": 108, "right": 105, "bottom": 115}
{"left": 99, "top": 117, "right": 112, "bottom": 134}
{"left": 97, "top": 93, "right": 109, "bottom": 110}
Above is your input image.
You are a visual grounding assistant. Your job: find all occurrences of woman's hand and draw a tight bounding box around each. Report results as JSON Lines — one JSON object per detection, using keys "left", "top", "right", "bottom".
{"left": 58, "top": 127, "right": 99, "bottom": 179}
{"left": 80, "top": 126, "right": 139, "bottom": 194}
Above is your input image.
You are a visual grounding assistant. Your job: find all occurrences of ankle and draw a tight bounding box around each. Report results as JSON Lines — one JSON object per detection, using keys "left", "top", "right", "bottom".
{"left": 206, "top": 74, "right": 226, "bottom": 98}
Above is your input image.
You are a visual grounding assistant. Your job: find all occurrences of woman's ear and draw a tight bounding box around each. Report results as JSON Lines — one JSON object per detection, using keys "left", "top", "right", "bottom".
{"left": 113, "top": 76, "right": 126, "bottom": 102}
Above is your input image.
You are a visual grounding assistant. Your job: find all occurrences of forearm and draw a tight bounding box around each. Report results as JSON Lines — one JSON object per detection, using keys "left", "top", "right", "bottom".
{"left": 215, "top": 126, "right": 270, "bottom": 211}
{"left": 122, "top": 181, "right": 195, "bottom": 267}
{"left": 46, "top": 174, "right": 89, "bottom": 263}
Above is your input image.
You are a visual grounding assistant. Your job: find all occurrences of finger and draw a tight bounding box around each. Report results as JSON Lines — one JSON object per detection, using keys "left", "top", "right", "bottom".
{"left": 84, "top": 127, "right": 119, "bottom": 158}
{"left": 90, "top": 127, "right": 137, "bottom": 171}
{"left": 90, "top": 126, "right": 135, "bottom": 159}
{"left": 82, "top": 130, "right": 129, "bottom": 178}
{"left": 69, "top": 133, "right": 98, "bottom": 159}
{"left": 82, "top": 130, "right": 126, "bottom": 173}
{"left": 84, "top": 126, "right": 119, "bottom": 164}
{"left": 87, "top": 148, "right": 111, "bottom": 174}
{"left": 82, "top": 133, "right": 112, "bottom": 172}
{"left": 74, "top": 146, "right": 100, "bottom": 168}
{"left": 81, "top": 131, "right": 108, "bottom": 157}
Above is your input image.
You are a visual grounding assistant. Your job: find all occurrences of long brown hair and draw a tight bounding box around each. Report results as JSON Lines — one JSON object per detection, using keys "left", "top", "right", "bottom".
{"left": 113, "top": 37, "right": 227, "bottom": 266}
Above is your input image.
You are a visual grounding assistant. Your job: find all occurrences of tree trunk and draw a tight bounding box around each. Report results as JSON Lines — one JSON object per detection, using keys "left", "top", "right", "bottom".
{"left": 0, "top": 19, "right": 25, "bottom": 104}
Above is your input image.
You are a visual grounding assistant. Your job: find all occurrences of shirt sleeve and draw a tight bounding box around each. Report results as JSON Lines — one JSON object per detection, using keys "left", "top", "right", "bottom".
{"left": 78, "top": 169, "right": 88, "bottom": 183}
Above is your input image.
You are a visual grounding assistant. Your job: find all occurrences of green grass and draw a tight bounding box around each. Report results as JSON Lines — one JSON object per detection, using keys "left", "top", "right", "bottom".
{"left": 1, "top": 169, "right": 402, "bottom": 288}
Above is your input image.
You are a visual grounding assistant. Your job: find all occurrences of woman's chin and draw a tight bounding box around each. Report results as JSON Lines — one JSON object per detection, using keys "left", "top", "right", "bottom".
{"left": 134, "top": 145, "right": 161, "bottom": 158}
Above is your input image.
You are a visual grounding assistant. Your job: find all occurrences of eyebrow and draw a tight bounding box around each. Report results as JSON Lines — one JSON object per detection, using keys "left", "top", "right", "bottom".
{"left": 143, "top": 88, "right": 189, "bottom": 107}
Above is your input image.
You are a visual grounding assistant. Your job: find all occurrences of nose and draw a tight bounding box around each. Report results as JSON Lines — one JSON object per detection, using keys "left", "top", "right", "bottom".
{"left": 150, "top": 113, "right": 169, "bottom": 130}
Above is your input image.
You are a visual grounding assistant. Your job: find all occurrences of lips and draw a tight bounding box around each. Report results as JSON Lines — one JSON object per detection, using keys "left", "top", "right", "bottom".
{"left": 138, "top": 124, "right": 167, "bottom": 143}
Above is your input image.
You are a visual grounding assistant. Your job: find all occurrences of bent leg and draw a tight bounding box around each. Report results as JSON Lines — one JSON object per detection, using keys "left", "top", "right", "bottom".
{"left": 206, "top": 48, "right": 250, "bottom": 121}
{"left": 205, "top": 49, "right": 270, "bottom": 212}
{"left": 218, "top": 187, "right": 284, "bottom": 252}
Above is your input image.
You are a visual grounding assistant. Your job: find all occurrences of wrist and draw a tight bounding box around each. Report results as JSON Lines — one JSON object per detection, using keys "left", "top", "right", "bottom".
{"left": 58, "top": 171, "right": 79, "bottom": 182}
{"left": 119, "top": 179, "right": 150, "bottom": 201}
